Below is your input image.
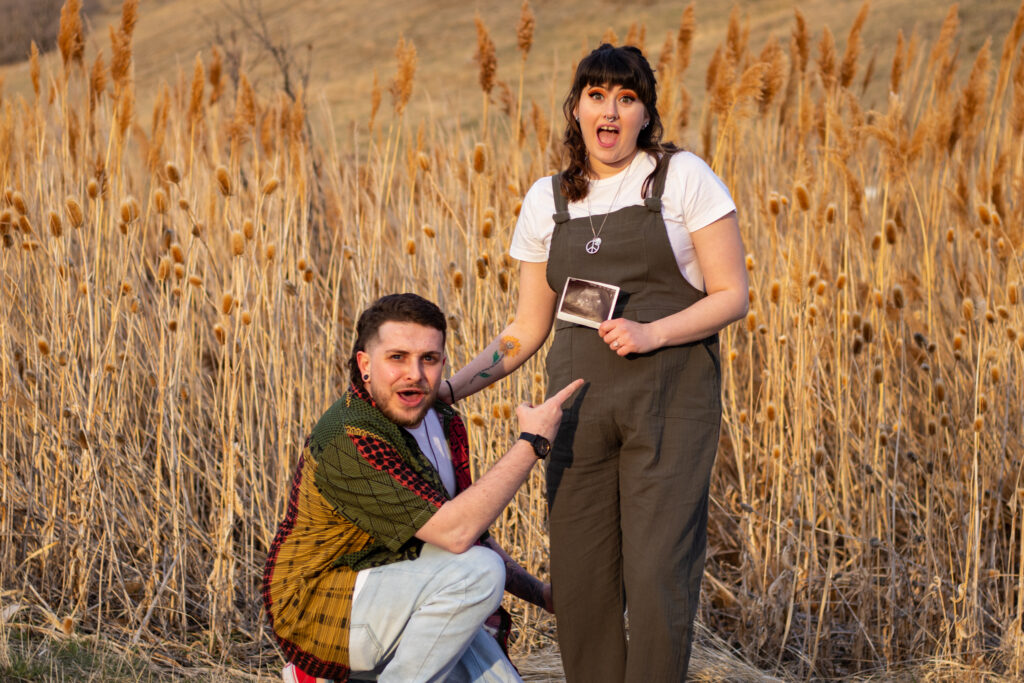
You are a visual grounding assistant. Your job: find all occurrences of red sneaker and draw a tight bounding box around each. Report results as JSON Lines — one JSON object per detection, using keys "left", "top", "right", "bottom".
{"left": 282, "top": 662, "right": 333, "bottom": 683}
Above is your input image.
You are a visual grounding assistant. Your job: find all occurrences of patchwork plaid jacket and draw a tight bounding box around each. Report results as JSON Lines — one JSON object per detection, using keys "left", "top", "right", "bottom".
{"left": 261, "top": 383, "right": 473, "bottom": 680}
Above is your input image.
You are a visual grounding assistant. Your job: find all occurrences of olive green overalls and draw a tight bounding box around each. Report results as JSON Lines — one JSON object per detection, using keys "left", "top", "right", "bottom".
{"left": 544, "top": 155, "right": 722, "bottom": 682}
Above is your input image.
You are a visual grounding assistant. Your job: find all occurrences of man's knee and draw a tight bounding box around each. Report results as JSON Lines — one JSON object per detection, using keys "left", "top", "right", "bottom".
{"left": 448, "top": 545, "right": 505, "bottom": 611}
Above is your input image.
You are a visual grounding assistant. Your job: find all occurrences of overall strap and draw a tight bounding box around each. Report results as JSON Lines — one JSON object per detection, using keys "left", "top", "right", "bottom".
{"left": 644, "top": 151, "right": 675, "bottom": 213}
{"left": 550, "top": 174, "right": 571, "bottom": 224}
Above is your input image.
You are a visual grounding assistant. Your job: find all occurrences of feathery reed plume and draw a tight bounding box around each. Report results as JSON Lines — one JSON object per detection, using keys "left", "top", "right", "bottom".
{"left": 516, "top": 1, "right": 535, "bottom": 57}
{"left": 209, "top": 47, "right": 224, "bottom": 105}
{"left": 890, "top": 30, "right": 906, "bottom": 94}
{"left": 109, "top": 26, "right": 133, "bottom": 91}
{"left": 958, "top": 38, "right": 992, "bottom": 145}
{"left": 216, "top": 166, "right": 232, "bottom": 196}
{"left": 817, "top": 27, "right": 838, "bottom": 92}
{"left": 369, "top": 70, "right": 382, "bottom": 132}
{"left": 602, "top": 28, "right": 619, "bottom": 46}
{"left": 89, "top": 51, "right": 107, "bottom": 110}
{"left": 930, "top": 4, "right": 960, "bottom": 96}
{"left": 475, "top": 15, "right": 497, "bottom": 95}
{"left": 58, "top": 0, "right": 86, "bottom": 70}
{"left": 792, "top": 9, "right": 810, "bottom": 75}
{"left": 677, "top": 4, "right": 696, "bottom": 74}
{"left": 839, "top": 1, "right": 869, "bottom": 89}
{"left": 757, "top": 39, "right": 786, "bottom": 113}
{"left": 189, "top": 54, "right": 205, "bottom": 125}
{"left": 390, "top": 36, "right": 417, "bottom": 116}
{"left": 30, "top": 42, "right": 40, "bottom": 99}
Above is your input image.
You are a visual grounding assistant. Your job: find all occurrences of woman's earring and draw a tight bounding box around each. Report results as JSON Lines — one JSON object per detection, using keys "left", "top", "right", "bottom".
{"left": 642, "top": 121, "right": 649, "bottom": 129}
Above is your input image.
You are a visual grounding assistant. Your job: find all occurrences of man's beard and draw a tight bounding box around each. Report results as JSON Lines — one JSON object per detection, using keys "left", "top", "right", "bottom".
{"left": 369, "top": 382, "right": 436, "bottom": 427}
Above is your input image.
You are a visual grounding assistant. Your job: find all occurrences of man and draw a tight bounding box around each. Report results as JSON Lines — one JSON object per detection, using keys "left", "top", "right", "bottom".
{"left": 262, "top": 293, "right": 582, "bottom": 682}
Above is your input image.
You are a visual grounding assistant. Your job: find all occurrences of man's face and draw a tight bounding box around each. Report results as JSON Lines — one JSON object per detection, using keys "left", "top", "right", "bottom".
{"left": 356, "top": 321, "right": 445, "bottom": 428}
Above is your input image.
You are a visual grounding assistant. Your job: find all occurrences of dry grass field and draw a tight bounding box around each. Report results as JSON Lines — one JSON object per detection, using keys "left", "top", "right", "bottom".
{"left": 2, "top": 0, "right": 1024, "bottom": 679}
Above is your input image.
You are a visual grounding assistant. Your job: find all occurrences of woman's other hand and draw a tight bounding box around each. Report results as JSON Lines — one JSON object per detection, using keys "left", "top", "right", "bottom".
{"left": 598, "top": 318, "right": 659, "bottom": 356}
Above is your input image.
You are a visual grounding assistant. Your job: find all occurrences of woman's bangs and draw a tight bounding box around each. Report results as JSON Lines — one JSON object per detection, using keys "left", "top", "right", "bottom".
{"left": 577, "top": 51, "right": 652, "bottom": 101}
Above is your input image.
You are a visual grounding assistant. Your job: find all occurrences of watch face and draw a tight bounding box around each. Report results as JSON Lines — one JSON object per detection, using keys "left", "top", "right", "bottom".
{"left": 534, "top": 436, "right": 551, "bottom": 457}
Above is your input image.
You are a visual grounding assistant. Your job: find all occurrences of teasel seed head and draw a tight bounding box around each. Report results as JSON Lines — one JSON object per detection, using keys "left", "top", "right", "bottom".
{"left": 417, "top": 152, "right": 430, "bottom": 172}
{"left": 170, "top": 243, "right": 184, "bottom": 263}
{"left": 475, "top": 258, "right": 488, "bottom": 279}
{"left": 37, "top": 338, "right": 50, "bottom": 356}
{"left": 873, "top": 290, "right": 884, "bottom": 308}
{"left": 824, "top": 203, "right": 836, "bottom": 223}
{"left": 221, "top": 293, "right": 233, "bottom": 315}
{"left": 213, "top": 323, "right": 226, "bottom": 345}
{"left": 121, "top": 281, "right": 132, "bottom": 295}
{"left": 769, "top": 280, "right": 781, "bottom": 303}
{"left": 927, "top": 419, "right": 937, "bottom": 436}
{"left": 230, "top": 231, "right": 244, "bottom": 256}
{"left": 934, "top": 378, "right": 946, "bottom": 401}
{"left": 738, "top": 409, "right": 748, "bottom": 424}
{"left": 452, "top": 270, "right": 464, "bottom": 290}
{"left": 872, "top": 365, "right": 883, "bottom": 384}
{"left": 990, "top": 366, "right": 1000, "bottom": 383}
{"left": 470, "top": 414, "right": 485, "bottom": 427}
{"left": 243, "top": 219, "right": 255, "bottom": 240}
{"left": 771, "top": 446, "right": 781, "bottom": 459}
{"left": 57, "top": 351, "right": 68, "bottom": 366}
{"left": 87, "top": 179, "right": 99, "bottom": 199}
{"left": 807, "top": 303, "right": 819, "bottom": 319}
{"left": 836, "top": 272, "right": 847, "bottom": 290}
{"left": 153, "top": 188, "right": 168, "bottom": 214}
{"left": 265, "top": 243, "right": 277, "bottom": 261}
{"left": 120, "top": 196, "right": 140, "bottom": 223}
{"left": 191, "top": 221, "right": 203, "bottom": 237}
{"left": 1009, "top": 282, "right": 1019, "bottom": 305}
{"left": 745, "top": 254, "right": 755, "bottom": 271}
{"left": 871, "top": 233, "right": 882, "bottom": 250}
{"left": 768, "top": 192, "right": 780, "bottom": 216}
{"left": 885, "top": 220, "right": 897, "bottom": 244}
{"left": 216, "top": 165, "right": 232, "bottom": 196}
{"left": 946, "top": 228, "right": 955, "bottom": 243}
{"left": 168, "top": 319, "right": 178, "bottom": 331}
{"left": 423, "top": 225, "right": 435, "bottom": 238}
{"left": 961, "top": 297, "right": 975, "bottom": 321}
{"left": 765, "top": 402, "right": 777, "bottom": 421}
{"left": 852, "top": 334, "right": 864, "bottom": 355}
{"left": 178, "top": 198, "right": 190, "bottom": 211}
{"left": 746, "top": 311, "right": 757, "bottom": 332}
{"left": 48, "top": 211, "right": 62, "bottom": 237}
{"left": 997, "top": 305, "right": 1009, "bottom": 320}
{"left": 406, "top": 240, "right": 416, "bottom": 255}
{"left": 498, "top": 269, "right": 509, "bottom": 292}
{"left": 794, "top": 183, "right": 810, "bottom": 211}
{"left": 892, "top": 284, "right": 905, "bottom": 309}
{"left": 1007, "top": 327, "right": 1017, "bottom": 342}
{"left": 241, "top": 310, "right": 252, "bottom": 325}
{"left": 261, "top": 177, "right": 279, "bottom": 196}
{"left": 472, "top": 143, "right": 486, "bottom": 173}
{"left": 188, "top": 274, "right": 202, "bottom": 288}
{"left": 481, "top": 218, "right": 493, "bottom": 239}
{"left": 953, "top": 334, "right": 963, "bottom": 351}
{"left": 11, "top": 191, "right": 27, "bottom": 215}
{"left": 985, "top": 310, "right": 996, "bottom": 324}
{"left": 861, "top": 320, "right": 873, "bottom": 344}
{"left": 973, "top": 415, "right": 983, "bottom": 432}
{"left": 65, "top": 198, "right": 84, "bottom": 229}
{"left": 303, "top": 269, "right": 314, "bottom": 283}
{"left": 976, "top": 203, "right": 992, "bottom": 225}
{"left": 129, "top": 297, "right": 139, "bottom": 313}
{"left": 166, "top": 162, "right": 181, "bottom": 184}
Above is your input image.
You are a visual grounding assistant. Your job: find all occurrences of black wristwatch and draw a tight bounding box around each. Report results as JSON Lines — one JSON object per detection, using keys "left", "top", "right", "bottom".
{"left": 518, "top": 432, "right": 551, "bottom": 459}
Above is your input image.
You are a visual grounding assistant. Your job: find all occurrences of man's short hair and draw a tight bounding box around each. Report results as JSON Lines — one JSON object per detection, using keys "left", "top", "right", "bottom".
{"left": 348, "top": 293, "right": 447, "bottom": 384}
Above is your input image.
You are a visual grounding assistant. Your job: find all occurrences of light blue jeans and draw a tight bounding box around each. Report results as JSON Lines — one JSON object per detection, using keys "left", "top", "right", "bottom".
{"left": 347, "top": 543, "right": 522, "bottom": 683}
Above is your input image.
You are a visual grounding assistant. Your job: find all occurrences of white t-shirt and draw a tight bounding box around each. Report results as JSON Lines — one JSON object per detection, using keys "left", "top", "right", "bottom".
{"left": 354, "top": 407, "right": 454, "bottom": 602}
{"left": 509, "top": 151, "right": 736, "bottom": 291}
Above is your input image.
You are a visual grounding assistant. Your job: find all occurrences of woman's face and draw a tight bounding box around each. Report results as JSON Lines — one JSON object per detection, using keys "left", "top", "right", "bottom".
{"left": 573, "top": 82, "right": 650, "bottom": 179}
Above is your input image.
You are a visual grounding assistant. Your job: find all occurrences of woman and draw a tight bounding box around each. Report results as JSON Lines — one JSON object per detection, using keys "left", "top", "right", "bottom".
{"left": 447, "top": 44, "right": 748, "bottom": 681}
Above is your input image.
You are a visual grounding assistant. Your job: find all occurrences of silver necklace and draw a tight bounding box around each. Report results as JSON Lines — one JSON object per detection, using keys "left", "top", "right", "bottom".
{"left": 584, "top": 158, "right": 632, "bottom": 254}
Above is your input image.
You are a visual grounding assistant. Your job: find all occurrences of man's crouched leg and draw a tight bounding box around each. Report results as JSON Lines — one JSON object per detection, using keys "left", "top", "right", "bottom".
{"left": 348, "top": 543, "right": 520, "bottom": 683}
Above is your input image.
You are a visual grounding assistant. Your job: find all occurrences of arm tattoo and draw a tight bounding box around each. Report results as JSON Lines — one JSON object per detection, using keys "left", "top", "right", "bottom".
{"left": 475, "top": 336, "right": 522, "bottom": 380}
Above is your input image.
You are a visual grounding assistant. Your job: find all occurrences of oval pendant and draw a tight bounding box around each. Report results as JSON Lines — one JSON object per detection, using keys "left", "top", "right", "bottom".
{"left": 585, "top": 237, "right": 601, "bottom": 254}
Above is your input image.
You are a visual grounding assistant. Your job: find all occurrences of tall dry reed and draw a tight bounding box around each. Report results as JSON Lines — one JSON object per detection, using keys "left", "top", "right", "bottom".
{"left": 1, "top": 1, "right": 1023, "bottom": 679}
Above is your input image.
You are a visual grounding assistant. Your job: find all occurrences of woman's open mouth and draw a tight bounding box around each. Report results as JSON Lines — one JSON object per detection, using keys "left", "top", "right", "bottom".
{"left": 596, "top": 125, "right": 620, "bottom": 147}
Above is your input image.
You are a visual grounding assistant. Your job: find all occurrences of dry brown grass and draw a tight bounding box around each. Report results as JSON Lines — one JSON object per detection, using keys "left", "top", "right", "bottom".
{"left": 2, "top": 0, "right": 1024, "bottom": 680}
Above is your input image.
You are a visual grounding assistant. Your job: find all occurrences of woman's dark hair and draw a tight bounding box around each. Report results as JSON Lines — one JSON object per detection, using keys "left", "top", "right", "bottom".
{"left": 347, "top": 293, "right": 447, "bottom": 386}
{"left": 560, "top": 43, "right": 677, "bottom": 202}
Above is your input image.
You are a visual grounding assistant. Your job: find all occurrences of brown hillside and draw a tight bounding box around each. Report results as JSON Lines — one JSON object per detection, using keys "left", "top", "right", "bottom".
{"left": 1, "top": 0, "right": 1019, "bottom": 142}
